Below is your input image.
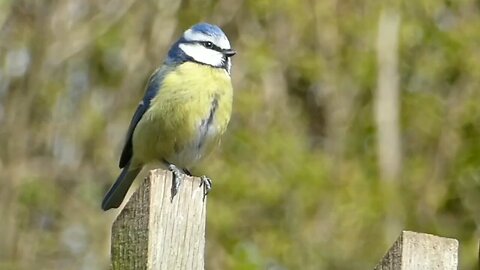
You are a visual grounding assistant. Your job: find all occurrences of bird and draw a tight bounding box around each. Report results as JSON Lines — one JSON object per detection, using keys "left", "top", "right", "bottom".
{"left": 101, "top": 23, "right": 235, "bottom": 211}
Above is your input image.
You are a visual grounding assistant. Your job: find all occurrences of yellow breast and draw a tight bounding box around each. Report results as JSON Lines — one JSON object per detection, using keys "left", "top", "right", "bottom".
{"left": 132, "top": 62, "right": 233, "bottom": 168}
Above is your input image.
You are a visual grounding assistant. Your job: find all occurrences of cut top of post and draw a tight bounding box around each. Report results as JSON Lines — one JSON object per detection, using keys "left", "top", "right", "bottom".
{"left": 374, "top": 230, "right": 459, "bottom": 270}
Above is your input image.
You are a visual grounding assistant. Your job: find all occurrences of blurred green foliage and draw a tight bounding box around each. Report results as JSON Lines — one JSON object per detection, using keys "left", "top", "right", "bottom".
{"left": 0, "top": 0, "right": 479, "bottom": 269}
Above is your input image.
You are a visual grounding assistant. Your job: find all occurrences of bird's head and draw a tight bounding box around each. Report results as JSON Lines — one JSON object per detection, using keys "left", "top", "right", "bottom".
{"left": 167, "top": 23, "right": 235, "bottom": 74}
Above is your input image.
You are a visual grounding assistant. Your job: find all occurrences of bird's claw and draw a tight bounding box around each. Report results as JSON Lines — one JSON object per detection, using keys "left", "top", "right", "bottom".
{"left": 168, "top": 164, "right": 210, "bottom": 202}
{"left": 168, "top": 164, "right": 184, "bottom": 202}
{"left": 199, "top": 175, "right": 212, "bottom": 201}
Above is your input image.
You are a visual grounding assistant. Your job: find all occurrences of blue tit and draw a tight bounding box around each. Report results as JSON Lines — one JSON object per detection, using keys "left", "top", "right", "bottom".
{"left": 102, "top": 23, "right": 235, "bottom": 211}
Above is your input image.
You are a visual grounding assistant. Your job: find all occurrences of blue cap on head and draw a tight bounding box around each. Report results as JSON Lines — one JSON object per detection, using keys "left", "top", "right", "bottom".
{"left": 189, "top": 23, "right": 226, "bottom": 39}
{"left": 182, "top": 23, "right": 231, "bottom": 49}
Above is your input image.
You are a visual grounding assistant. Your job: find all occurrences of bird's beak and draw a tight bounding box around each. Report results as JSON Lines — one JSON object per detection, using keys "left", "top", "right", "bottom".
{"left": 223, "top": 49, "right": 236, "bottom": 57}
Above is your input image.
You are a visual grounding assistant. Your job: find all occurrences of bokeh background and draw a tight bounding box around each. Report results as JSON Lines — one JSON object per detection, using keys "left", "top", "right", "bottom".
{"left": 1, "top": 0, "right": 480, "bottom": 269}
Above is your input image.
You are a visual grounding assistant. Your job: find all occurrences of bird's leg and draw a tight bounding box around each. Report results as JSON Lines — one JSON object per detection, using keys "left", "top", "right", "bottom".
{"left": 168, "top": 164, "right": 184, "bottom": 201}
{"left": 199, "top": 175, "right": 212, "bottom": 201}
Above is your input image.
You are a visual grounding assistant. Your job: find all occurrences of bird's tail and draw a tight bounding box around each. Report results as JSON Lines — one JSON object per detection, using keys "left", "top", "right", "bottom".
{"left": 101, "top": 162, "right": 141, "bottom": 211}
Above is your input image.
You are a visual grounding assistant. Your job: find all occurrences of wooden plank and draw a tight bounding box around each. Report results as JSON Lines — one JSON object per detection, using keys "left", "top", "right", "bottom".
{"left": 111, "top": 169, "right": 207, "bottom": 270}
{"left": 374, "top": 231, "right": 458, "bottom": 270}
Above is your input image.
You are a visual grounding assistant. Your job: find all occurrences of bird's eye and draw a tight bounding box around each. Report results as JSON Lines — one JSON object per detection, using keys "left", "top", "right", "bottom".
{"left": 203, "top": 42, "right": 214, "bottom": 49}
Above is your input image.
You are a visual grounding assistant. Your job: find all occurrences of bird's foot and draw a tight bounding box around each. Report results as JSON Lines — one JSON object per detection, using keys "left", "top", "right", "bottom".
{"left": 168, "top": 164, "right": 184, "bottom": 202}
{"left": 199, "top": 175, "right": 212, "bottom": 201}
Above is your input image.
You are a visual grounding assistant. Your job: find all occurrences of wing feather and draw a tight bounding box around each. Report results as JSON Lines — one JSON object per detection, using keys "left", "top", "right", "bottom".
{"left": 118, "top": 67, "right": 169, "bottom": 168}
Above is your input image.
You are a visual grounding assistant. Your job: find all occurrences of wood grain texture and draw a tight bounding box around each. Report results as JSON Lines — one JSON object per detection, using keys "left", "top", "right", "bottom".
{"left": 374, "top": 231, "right": 458, "bottom": 270}
{"left": 111, "top": 169, "right": 206, "bottom": 270}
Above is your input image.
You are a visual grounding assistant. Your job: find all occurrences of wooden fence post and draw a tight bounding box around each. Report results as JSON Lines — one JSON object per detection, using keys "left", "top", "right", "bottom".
{"left": 110, "top": 169, "right": 207, "bottom": 270}
{"left": 374, "top": 230, "right": 459, "bottom": 270}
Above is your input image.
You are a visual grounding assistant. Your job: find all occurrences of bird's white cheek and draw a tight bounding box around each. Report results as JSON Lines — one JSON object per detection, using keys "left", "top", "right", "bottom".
{"left": 179, "top": 43, "right": 224, "bottom": 67}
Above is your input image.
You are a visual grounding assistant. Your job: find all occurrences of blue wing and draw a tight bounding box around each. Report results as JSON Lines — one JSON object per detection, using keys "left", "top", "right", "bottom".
{"left": 118, "top": 67, "right": 168, "bottom": 168}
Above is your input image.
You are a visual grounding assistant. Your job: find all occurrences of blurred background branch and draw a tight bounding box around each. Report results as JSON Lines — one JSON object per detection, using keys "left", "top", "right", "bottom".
{"left": 375, "top": 8, "right": 401, "bottom": 182}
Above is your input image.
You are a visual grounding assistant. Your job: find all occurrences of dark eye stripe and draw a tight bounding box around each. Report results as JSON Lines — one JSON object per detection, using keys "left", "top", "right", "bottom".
{"left": 200, "top": 41, "right": 222, "bottom": 52}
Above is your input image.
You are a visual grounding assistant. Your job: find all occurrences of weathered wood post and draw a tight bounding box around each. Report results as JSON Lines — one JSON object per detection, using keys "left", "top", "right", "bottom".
{"left": 374, "top": 231, "right": 459, "bottom": 270}
{"left": 110, "top": 169, "right": 207, "bottom": 270}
